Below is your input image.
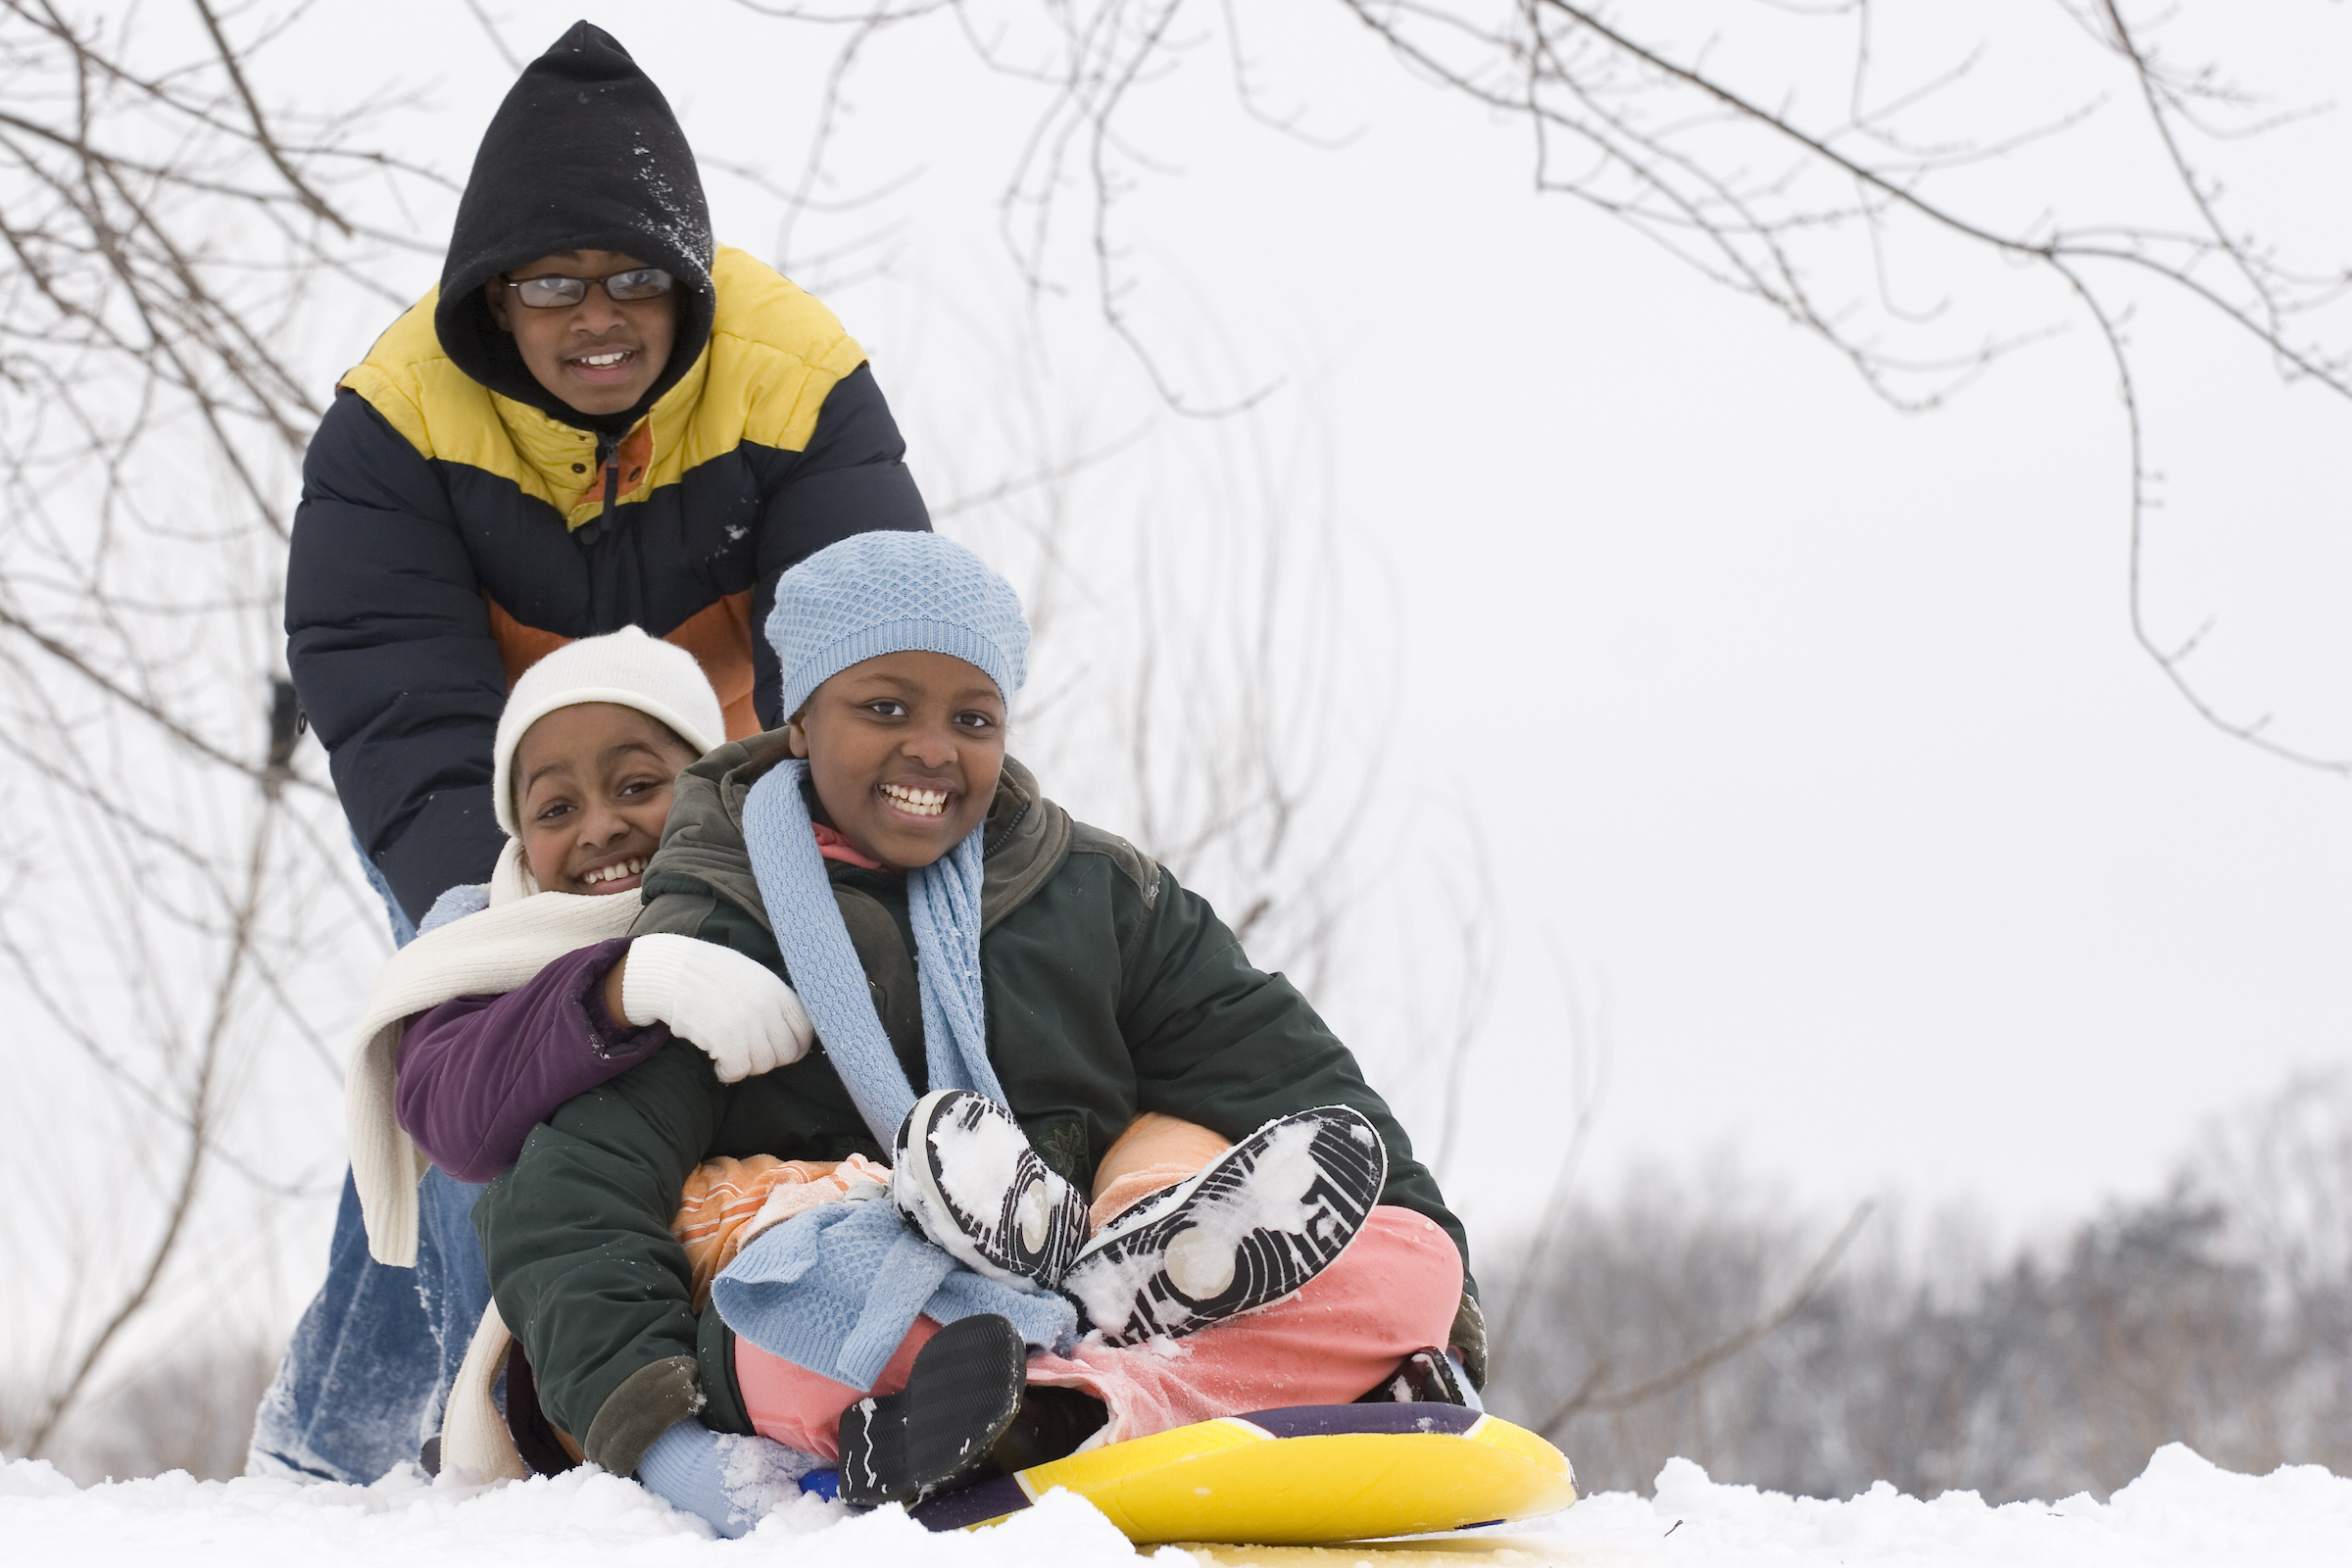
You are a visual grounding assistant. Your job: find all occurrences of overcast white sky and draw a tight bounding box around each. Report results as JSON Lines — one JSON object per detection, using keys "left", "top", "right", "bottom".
{"left": 271, "top": 1, "right": 2352, "bottom": 1251}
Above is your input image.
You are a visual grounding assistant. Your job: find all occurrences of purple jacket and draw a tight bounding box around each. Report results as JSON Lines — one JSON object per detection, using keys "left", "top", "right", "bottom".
{"left": 395, "top": 936, "right": 671, "bottom": 1183}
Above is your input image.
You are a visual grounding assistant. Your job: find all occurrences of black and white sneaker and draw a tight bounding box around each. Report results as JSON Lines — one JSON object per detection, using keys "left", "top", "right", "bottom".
{"left": 837, "top": 1312, "right": 1028, "bottom": 1506}
{"left": 1059, "top": 1105, "right": 1387, "bottom": 1346}
{"left": 892, "top": 1089, "right": 1089, "bottom": 1289}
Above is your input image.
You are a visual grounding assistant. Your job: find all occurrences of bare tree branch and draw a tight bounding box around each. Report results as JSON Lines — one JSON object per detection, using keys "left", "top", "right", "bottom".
{"left": 746, "top": 2, "right": 2352, "bottom": 767}
{"left": 0, "top": 0, "right": 416, "bottom": 1456}
{"left": 188, "top": 0, "right": 351, "bottom": 236}
{"left": 0, "top": 606, "right": 330, "bottom": 796}
{"left": 1538, "top": 1199, "right": 1877, "bottom": 1437}
{"left": 20, "top": 797, "right": 278, "bottom": 1458}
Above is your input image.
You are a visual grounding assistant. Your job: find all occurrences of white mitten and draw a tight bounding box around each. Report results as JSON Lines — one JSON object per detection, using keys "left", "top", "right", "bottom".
{"left": 619, "top": 933, "right": 814, "bottom": 1083}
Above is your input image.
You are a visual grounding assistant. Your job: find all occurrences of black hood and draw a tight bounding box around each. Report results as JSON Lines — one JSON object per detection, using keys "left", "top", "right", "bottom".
{"left": 435, "top": 23, "right": 716, "bottom": 433}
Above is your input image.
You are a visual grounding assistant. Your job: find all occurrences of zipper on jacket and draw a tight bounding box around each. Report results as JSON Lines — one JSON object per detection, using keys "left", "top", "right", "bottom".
{"left": 597, "top": 430, "right": 620, "bottom": 521}
{"left": 579, "top": 430, "right": 619, "bottom": 547}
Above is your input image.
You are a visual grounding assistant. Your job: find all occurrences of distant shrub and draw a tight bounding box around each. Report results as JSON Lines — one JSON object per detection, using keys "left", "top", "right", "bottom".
{"left": 14, "top": 1339, "right": 276, "bottom": 1485}
{"left": 1485, "top": 1074, "right": 2352, "bottom": 1500}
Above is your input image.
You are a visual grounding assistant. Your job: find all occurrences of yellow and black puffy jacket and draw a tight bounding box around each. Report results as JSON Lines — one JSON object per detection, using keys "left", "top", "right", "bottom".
{"left": 284, "top": 246, "right": 929, "bottom": 921}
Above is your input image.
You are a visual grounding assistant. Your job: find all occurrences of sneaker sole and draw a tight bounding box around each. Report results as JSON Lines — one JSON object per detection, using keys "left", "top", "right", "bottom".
{"left": 893, "top": 1090, "right": 1086, "bottom": 1288}
{"left": 1061, "top": 1106, "right": 1387, "bottom": 1346}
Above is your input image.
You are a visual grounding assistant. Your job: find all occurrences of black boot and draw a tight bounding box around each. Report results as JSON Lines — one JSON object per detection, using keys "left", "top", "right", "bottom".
{"left": 1353, "top": 1347, "right": 1471, "bottom": 1406}
{"left": 989, "top": 1385, "right": 1109, "bottom": 1474}
{"left": 838, "top": 1313, "right": 1029, "bottom": 1506}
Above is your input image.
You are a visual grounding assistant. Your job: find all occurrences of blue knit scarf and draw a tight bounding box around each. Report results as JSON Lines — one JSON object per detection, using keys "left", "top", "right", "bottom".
{"left": 740, "top": 759, "right": 1009, "bottom": 1146}
{"left": 718, "top": 760, "right": 1074, "bottom": 1391}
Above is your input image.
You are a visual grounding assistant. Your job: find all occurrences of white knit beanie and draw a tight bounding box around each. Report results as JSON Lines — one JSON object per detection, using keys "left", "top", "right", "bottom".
{"left": 491, "top": 627, "right": 725, "bottom": 836}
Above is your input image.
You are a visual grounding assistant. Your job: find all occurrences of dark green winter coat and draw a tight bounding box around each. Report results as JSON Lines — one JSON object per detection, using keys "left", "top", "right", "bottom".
{"left": 474, "top": 733, "right": 1473, "bottom": 1474}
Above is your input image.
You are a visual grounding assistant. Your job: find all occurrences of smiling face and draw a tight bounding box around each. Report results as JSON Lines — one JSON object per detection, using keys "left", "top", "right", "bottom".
{"left": 484, "top": 248, "right": 676, "bottom": 416}
{"left": 786, "top": 651, "right": 1007, "bottom": 872}
{"left": 514, "top": 703, "right": 699, "bottom": 896}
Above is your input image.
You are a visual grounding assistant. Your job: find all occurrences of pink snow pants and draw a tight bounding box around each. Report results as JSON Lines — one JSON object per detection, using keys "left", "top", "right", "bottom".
{"left": 733, "top": 1205, "right": 1464, "bottom": 1460}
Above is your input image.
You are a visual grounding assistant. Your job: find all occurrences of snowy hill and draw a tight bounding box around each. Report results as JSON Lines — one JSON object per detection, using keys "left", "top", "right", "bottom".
{"left": 7, "top": 1445, "right": 2346, "bottom": 1568}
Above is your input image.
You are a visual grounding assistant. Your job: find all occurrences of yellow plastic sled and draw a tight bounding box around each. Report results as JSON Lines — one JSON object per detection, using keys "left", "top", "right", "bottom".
{"left": 909, "top": 1402, "right": 1577, "bottom": 1545}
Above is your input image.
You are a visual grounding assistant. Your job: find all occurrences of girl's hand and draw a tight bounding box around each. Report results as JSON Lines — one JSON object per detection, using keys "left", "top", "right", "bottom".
{"left": 611, "top": 934, "right": 815, "bottom": 1082}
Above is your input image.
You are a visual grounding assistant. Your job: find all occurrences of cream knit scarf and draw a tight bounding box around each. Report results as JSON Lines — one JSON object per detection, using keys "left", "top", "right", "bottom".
{"left": 345, "top": 841, "right": 639, "bottom": 1266}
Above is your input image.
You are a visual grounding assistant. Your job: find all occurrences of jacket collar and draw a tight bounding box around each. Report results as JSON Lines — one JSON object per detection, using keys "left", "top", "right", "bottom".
{"left": 647, "top": 734, "right": 1071, "bottom": 936}
{"left": 486, "top": 338, "right": 714, "bottom": 528}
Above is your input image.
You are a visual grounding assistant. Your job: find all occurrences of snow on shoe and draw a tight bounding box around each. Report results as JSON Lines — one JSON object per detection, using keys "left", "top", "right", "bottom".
{"left": 837, "top": 1312, "right": 1028, "bottom": 1506}
{"left": 1061, "top": 1105, "right": 1386, "bottom": 1346}
{"left": 892, "top": 1088, "right": 1088, "bottom": 1289}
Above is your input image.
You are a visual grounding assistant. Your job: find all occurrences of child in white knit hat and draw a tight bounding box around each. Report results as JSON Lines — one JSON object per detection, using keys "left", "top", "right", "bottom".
{"left": 344, "top": 627, "right": 821, "bottom": 1274}
{"left": 344, "top": 626, "right": 925, "bottom": 1486}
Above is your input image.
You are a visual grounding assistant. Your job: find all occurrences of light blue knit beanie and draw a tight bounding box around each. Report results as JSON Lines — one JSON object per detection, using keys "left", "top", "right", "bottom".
{"left": 768, "top": 531, "right": 1029, "bottom": 719}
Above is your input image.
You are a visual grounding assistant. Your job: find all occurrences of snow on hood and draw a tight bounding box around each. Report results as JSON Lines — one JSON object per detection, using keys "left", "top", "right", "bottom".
{"left": 434, "top": 22, "right": 716, "bottom": 435}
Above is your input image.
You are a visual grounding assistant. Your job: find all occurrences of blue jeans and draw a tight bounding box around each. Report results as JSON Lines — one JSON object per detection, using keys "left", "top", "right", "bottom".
{"left": 249, "top": 1167, "right": 491, "bottom": 1481}
{"left": 248, "top": 843, "right": 486, "bottom": 1483}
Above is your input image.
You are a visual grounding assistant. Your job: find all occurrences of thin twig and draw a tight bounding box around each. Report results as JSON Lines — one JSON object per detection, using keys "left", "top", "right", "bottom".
{"left": 22, "top": 796, "right": 279, "bottom": 1457}
{"left": 188, "top": 0, "right": 352, "bottom": 235}
{"left": 1539, "top": 1199, "right": 1878, "bottom": 1437}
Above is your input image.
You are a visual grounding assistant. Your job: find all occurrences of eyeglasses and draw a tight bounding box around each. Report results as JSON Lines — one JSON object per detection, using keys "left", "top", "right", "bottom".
{"left": 499, "top": 267, "right": 674, "bottom": 309}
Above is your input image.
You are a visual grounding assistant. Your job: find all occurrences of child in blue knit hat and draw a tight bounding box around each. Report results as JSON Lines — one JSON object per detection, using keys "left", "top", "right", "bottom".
{"left": 473, "top": 531, "right": 1483, "bottom": 1537}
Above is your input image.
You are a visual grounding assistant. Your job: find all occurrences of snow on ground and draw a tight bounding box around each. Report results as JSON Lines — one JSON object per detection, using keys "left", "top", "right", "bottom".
{"left": 5, "top": 1444, "right": 2347, "bottom": 1568}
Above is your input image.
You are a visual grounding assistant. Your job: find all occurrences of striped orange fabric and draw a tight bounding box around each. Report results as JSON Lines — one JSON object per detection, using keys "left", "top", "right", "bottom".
{"left": 670, "top": 1154, "right": 888, "bottom": 1309}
